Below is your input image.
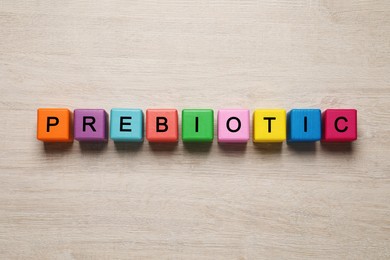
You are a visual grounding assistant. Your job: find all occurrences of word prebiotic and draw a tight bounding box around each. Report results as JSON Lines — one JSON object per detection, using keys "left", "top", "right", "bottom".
{"left": 37, "top": 108, "right": 357, "bottom": 143}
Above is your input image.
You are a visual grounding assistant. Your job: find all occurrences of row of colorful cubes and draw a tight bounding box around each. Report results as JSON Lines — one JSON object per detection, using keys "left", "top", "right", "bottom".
{"left": 37, "top": 108, "right": 357, "bottom": 143}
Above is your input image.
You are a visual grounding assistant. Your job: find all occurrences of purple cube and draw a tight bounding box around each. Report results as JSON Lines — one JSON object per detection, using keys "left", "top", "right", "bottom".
{"left": 74, "top": 109, "right": 108, "bottom": 142}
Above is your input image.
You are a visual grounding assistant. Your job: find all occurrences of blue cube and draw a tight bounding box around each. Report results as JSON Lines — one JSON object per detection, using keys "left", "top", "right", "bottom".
{"left": 287, "top": 109, "right": 321, "bottom": 142}
{"left": 110, "top": 108, "right": 143, "bottom": 142}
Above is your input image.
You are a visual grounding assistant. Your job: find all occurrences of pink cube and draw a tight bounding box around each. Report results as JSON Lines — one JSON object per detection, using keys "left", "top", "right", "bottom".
{"left": 322, "top": 109, "right": 357, "bottom": 142}
{"left": 217, "top": 109, "right": 250, "bottom": 143}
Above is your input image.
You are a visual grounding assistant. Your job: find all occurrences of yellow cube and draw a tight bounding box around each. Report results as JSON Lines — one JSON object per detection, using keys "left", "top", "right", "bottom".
{"left": 253, "top": 109, "right": 286, "bottom": 142}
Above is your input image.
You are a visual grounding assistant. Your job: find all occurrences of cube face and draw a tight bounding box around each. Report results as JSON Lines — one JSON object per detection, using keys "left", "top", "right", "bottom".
{"left": 253, "top": 109, "right": 286, "bottom": 142}
{"left": 37, "top": 108, "right": 72, "bottom": 142}
{"left": 322, "top": 109, "right": 357, "bottom": 142}
{"left": 146, "top": 109, "right": 178, "bottom": 142}
{"left": 182, "top": 109, "right": 214, "bottom": 142}
{"left": 288, "top": 109, "right": 321, "bottom": 142}
{"left": 217, "top": 109, "right": 250, "bottom": 143}
{"left": 110, "top": 109, "right": 143, "bottom": 142}
{"left": 74, "top": 109, "right": 108, "bottom": 142}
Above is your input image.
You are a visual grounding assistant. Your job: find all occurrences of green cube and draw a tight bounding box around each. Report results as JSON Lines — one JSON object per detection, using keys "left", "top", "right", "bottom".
{"left": 182, "top": 109, "right": 214, "bottom": 142}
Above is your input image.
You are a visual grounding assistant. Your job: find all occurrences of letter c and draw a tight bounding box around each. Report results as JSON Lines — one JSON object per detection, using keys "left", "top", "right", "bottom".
{"left": 335, "top": 116, "right": 348, "bottom": 132}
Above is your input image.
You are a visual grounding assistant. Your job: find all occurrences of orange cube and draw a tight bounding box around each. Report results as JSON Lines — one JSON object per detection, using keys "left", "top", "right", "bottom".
{"left": 146, "top": 109, "right": 178, "bottom": 142}
{"left": 37, "top": 108, "right": 73, "bottom": 142}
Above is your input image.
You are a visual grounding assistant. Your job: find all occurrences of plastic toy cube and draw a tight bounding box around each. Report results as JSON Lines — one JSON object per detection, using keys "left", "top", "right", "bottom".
{"left": 146, "top": 109, "right": 178, "bottom": 142}
{"left": 217, "top": 109, "right": 250, "bottom": 143}
{"left": 110, "top": 108, "right": 143, "bottom": 142}
{"left": 37, "top": 108, "right": 73, "bottom": 142}
{"left": 253, "top": 109, "right": 286, "bottom": 142}
{"left": 74, "top": 109, "right": 108, "bottom": 142}
{"left": 287, "top": 109, "right": 321, "bottom": 142}
{"left": 322, "top": 109, "right": 357, "bottom": 142}
{"left": 182, "top": 109, "right": 214, "bottom": 142}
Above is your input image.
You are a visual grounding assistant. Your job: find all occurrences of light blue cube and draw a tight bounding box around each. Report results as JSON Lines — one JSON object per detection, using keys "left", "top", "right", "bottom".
{"left": 287, "top": 109, "right": 321, "bottom": 142}
{"left": 110, "top": 108, "right": 143, "bottom": 142}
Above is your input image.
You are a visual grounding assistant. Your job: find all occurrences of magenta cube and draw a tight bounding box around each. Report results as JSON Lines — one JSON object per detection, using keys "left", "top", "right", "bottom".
{"left": 322, "top": 109, "right": 357, "bottom": 142}
{"left": 217, "top": 109, "right": 250, "bottom": 143}
{"left": 74, "top": 109, "right": 108, "bottom": 142}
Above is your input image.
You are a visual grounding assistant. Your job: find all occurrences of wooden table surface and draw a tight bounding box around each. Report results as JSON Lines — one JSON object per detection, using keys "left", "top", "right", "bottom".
{"left": 1, "top": 0, "right": 389, "bottom": 259}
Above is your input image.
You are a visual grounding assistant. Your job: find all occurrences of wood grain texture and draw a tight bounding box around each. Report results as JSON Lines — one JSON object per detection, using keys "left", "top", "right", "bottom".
{"left": 1, "top": 0, "right": 390, "bottom": 259}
